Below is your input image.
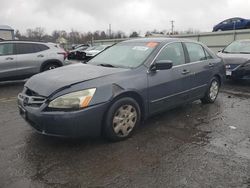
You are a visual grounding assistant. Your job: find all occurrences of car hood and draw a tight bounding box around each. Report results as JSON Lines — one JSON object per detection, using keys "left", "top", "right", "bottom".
{"left": 85, "top": 50, "right": 100, "bottom": 54}
{"left": 25, "top": 63, "right": 127, "bottom": 97}
{"left": 217, "top": 52, "right": 250, "bottom": 65}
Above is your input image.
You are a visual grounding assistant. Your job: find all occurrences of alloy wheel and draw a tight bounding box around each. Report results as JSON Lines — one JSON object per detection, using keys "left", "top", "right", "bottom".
{"left": 209, "top": 80, "right": 219, "bottom": 101}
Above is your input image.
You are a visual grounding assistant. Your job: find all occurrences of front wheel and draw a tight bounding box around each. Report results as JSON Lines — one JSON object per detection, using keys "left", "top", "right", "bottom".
{"left": 103, "top": 97, "right": 141, "bottom": 141}
{"left": 42, "top": 63, "right": 60, "bottom": 72}
{"left": 201, "top": 77, "right": 220, "bottom": 104}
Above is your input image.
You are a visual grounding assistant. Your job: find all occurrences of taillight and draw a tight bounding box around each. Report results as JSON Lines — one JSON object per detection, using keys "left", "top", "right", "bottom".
{"left": 58, "top": 52, "right": 68, "bottom": 60}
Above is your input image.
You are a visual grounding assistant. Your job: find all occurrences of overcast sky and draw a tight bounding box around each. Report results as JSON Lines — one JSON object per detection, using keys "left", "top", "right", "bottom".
{"left": 0, "top": 0, "right": 249, "bottom": 35}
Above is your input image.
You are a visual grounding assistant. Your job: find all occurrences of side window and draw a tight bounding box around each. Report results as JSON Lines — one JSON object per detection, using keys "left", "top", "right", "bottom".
{"left": 16, "top": 43, "right": 37, "bottom": 54}
{"left": 37, "top": 44, "right": 49, "bottom": 51}
{"left": 0, "top": 43, "right": 14, "bottom": 56}
{"left": 156, "top": 42, "right": 185, "bottom": 66}
{"left": 236, "top": 18, "right": 241, "bottom": 23}
{"left": 185, "top": 43, "right": 206, "bottom": 62}
{"left": 204, "top": 48, "right": 213, "bottom": 59}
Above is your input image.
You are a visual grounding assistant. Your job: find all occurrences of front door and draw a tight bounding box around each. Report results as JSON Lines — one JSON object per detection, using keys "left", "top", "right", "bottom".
{"left": 147, "top": 42, "right": 193, "bottom": 115}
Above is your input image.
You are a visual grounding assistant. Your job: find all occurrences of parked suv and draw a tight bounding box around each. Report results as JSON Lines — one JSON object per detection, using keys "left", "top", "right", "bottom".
{"left": 0, "top": 41, "right": 68, "bottom": 81}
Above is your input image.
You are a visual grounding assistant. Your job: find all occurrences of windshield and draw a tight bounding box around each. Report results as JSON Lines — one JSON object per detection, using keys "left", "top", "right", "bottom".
{"left": 223, "top": 40, "right": 250, "bottom": 54}
{"left": 85, "top": 46, "right": 95, "bottom": 51}
{"left": 93, "top": 45, "right": 106, "bottom": 51}
{"left": 88, "top": 42, "right": 159, "bottom": 68}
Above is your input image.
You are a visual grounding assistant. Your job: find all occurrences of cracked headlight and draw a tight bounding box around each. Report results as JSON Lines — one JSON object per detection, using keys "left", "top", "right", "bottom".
{"left": 48, "top": 88, "right": 96, "bottom": 109}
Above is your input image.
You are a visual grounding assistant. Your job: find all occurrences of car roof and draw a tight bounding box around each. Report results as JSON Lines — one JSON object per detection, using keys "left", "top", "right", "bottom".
{"left": 0, "top": 25, "right": 14, "bottom": 30}
{"left": 121, "top": 37, "right": 200, "bottom": 45}
{"left": 0, "top": 40, "right": 48, "bottom": 44}
{"left": 234, "top": 39, "right": 250, "bottom": 42}
{"left": 222, "top": 17, "right": 244, "bottom": 21}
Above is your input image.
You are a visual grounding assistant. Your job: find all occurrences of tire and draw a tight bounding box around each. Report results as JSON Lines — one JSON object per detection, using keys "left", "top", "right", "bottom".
{"left": 201, "top": 77, "right": 220, "bottom": 104}
{"left": 103, "top": 97, "right": 141, "bottom": 141}
{"left": 42, "top": 63, "right": 60, "bottom": 72}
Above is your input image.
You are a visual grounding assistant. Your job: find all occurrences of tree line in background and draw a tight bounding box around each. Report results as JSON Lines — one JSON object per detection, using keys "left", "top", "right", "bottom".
{"left": 14, "top": 27, "right": 200, "bottom": 44}
{"left": 15, "top": 27, "right": 132, "bottom": 44}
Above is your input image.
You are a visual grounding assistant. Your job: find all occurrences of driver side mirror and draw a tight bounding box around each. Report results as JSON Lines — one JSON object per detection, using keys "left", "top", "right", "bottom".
{"left": 150, "top": 60, "right": 173, "bottom": 71}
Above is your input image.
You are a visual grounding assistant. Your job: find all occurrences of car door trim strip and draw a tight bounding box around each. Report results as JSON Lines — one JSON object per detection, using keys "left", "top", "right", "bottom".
{"left": 150, "top": 84, "right": 207, "bottom": 103}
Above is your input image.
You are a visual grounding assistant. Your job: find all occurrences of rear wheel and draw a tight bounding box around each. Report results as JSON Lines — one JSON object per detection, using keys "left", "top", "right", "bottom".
{"left": 42, "top": 63, "right": 60, "bottom": 72}
{"left": 103, "top": 97, "right": 141, "bottom": 141}
{"left": 201, "top": 77, "right": 220, "bottom": 104}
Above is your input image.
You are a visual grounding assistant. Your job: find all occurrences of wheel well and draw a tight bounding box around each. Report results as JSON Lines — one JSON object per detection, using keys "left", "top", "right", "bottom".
{"left": 40, "top": 60, "right": 63, "bottom": 72}
{"left": 214, "top": 74, "right": 221, "bottom": 86}
{"left": 101, "top": 91, "right": 145, "bottom": 132}
{"left": 113, "top": 92, "right": 145, "bottom": 120}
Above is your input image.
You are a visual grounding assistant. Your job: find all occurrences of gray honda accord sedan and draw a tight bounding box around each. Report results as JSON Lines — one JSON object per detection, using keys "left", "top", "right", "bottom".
{"left": 18, "top": 38, "right": 225, "bottom": 141}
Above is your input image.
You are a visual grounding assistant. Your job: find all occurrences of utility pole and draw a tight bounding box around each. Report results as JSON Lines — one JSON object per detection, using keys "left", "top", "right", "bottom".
{"left": 109, "top": 24, "right": 112, "bottom": 38}
{"left": 170, "top": 20, "right": 174, "bottom": 35}
{"left": 233, "top": 21, "right": 236, "bottom": 41}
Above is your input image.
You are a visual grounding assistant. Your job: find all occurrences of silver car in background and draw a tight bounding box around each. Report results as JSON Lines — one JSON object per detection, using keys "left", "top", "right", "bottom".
{"left": 217, "top": 39, "right": 250, "bottom": 79}
{"left": 0, "top": 41, "right": 68, "bottom": 81}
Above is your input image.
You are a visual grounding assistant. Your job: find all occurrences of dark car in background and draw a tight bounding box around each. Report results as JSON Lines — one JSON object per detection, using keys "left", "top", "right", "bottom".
{"left": 217, "top": 39, "right": 250, "bottom": 79}
{"left": 67, "top": 45, "right": 109, "bottom": 61}
{"left": 18, "top": 38, "right": 225, "bottom": 141}
{"left": 213, "top": 17, "right": 250, "bottom": 32}
{"left": 67, "top": 45, "right": 90, "bottom": 60}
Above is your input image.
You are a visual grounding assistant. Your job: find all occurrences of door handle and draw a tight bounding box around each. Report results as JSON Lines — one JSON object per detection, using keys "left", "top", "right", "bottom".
{"left": 182, "top": 69, "right": 190, "bottom": 75}
{"left": 209, "top": 63, "right": 214, "bottom": 67}
{"left": 6, "top": 57, "right": 14, "bottom": 60}
{"left": 37, "top": 54, "right": 44, "bottom": 58}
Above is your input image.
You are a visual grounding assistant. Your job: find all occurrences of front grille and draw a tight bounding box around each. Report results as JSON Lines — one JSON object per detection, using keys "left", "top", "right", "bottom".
{"left": 25, "top": 88, "right": 40, "bottom": 97}
{"left": 22, "top": 88, "right": 46, "bottom": 107}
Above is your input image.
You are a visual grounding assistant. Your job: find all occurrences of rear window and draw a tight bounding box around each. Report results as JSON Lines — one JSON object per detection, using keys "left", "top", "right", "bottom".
{"left": 204, "top": 48, "right": 214, "bottom": 59}
{"left": 37, "top": 44, "right": 49, "bottom": 51}
{"left": 185, "top": 43, "right": 206, "bottom": 62}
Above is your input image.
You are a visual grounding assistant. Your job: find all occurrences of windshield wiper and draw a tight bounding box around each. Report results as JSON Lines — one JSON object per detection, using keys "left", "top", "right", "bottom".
{"left": 239, "top": 52, "right": 250, "bottom": 54}
{"left": 97, "top": 63, "right": 117, "bottom": 68}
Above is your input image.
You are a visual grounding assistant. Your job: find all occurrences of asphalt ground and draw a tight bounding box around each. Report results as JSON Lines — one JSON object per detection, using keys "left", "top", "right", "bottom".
{"left": 0, "top": 79, "right": 249, "bottom": 188}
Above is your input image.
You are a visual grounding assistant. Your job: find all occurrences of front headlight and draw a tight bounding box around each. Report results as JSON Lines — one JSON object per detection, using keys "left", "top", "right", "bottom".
{"left": 48, "top": 88, "right": 96, "bottom": 109}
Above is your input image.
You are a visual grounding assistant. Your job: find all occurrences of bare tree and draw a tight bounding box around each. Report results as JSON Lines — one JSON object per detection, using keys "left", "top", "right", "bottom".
{"left": 26, "top": 27, "right": 45, "bottom": 41}
{"left": 129, "top": 31, "right": 139, "bottom": 38}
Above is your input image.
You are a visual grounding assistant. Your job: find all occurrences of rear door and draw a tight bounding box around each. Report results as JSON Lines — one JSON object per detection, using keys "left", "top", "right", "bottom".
{"left": 183, "top": 42, "right": 215, "bottom": 100}
{"left": 0, "top": 43, "right": 17, "bottom": 81}
{"left": 147, "top": 42, "right": 193, "bottom": 114}
{"left": 15, "top": 43, "right": 47, "bottom": 77}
